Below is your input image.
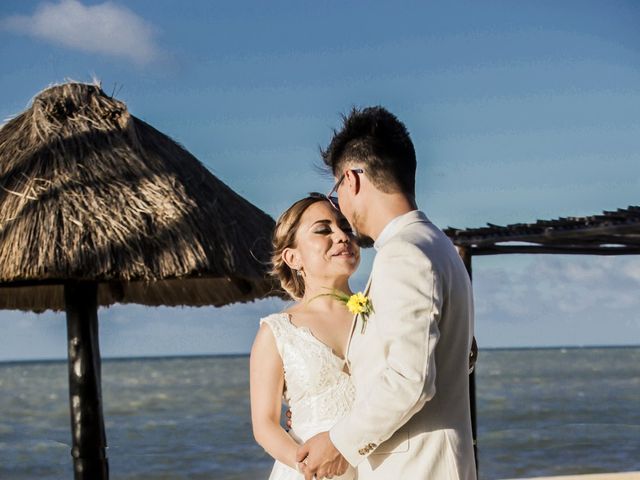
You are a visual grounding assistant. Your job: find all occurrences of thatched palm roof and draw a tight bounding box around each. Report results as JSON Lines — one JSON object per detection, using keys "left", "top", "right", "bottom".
{"left": 0, "top": 82, "right": 278, "bottom": 311}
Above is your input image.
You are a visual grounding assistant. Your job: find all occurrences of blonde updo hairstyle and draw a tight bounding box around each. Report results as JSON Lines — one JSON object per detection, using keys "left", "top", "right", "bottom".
{"left": 271, "top": 195, "right": 330, "bottom": 300}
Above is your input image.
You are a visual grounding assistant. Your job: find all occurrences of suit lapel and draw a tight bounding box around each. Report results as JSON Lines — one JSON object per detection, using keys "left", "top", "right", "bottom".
{"left": 343, "top": 211, "right": 430, "bottom": 372}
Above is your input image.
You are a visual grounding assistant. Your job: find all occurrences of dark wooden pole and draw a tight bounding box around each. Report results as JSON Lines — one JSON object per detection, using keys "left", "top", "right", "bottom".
{"left": 64, "top": 281, "right": 109, "bottom": 480}
{"left": 457, "top": 246, "right": 478, "bottom": 476}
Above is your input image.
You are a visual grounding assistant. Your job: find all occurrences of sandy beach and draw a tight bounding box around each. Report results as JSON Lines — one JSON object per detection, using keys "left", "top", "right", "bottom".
{"left": 510, "top": 472, "right": 640, "bottom": 480}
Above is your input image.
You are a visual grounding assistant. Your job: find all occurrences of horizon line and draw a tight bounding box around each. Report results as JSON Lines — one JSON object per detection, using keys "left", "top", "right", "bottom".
{"left": 1, "top": 343, "right": 639, "bottom": 365}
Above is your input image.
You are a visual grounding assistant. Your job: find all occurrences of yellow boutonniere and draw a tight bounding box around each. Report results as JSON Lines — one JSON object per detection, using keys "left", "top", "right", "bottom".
{"left": 345, "top": 292, "right": 372, "bottom": 315}
{"left": 347, "top": 292, "right": 374, "bottom": 333}
{"left": 313, "top": 289, "right": 374, "bottom": 334}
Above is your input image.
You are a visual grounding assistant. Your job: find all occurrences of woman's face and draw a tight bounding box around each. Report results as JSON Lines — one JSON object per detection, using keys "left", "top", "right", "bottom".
{"left": 287, "top": 200, "right": 360, "bottom": 282}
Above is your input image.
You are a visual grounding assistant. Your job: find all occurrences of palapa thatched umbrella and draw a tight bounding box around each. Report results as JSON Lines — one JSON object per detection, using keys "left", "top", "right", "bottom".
{"left": 0, "top": 82, "right": 280, "bottom": 479}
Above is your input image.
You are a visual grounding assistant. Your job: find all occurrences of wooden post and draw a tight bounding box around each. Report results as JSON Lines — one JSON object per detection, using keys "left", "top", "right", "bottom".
{"left": 457, "top": 246, "right": 478, "bottom": 476}
{"left": 64, "top": 282, "right": 109, "bottom": 480}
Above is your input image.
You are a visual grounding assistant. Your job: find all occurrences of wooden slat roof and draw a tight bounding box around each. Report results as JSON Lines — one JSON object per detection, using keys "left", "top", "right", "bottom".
{"left": 444, "top": 205, "right": 640, "bottom": 255}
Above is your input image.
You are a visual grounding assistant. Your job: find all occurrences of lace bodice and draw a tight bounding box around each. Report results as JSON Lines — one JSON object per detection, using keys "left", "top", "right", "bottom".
{"left": 260, "top": 312, "right": 355, "bottom": 437}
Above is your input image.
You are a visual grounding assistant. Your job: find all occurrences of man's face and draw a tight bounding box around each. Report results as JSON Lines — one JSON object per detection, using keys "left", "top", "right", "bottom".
{"left": 334, "top": 171, "right": 374, "bottom": 248}
{"left": 333, "top": 170, "right": 353, "bottom": 223}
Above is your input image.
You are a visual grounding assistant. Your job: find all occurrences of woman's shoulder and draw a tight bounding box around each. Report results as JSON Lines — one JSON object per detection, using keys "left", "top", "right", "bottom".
{"left": 258, "top": 311, "right": 294, "bottom": 338}
{"left": 256, "top": 310, "right": 303, "bottom": 359}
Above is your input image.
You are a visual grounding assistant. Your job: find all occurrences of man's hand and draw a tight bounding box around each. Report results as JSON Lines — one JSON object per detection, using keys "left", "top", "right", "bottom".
{"left": 469, "top": 336, "right": 478, "bottom": 373}
{"left": 285, "top": 409, "right": 292, "bottom": 430}
{"left": 296, "top": 431, "right": 349, "bottom": 480}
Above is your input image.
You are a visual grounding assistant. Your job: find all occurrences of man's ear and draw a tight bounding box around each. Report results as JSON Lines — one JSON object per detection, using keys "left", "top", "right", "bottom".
{"left": 282, "top": 247, "right": 301, "bottom": 271}
{"left": 345, "top": 169, "right": 361, "bottom": 195}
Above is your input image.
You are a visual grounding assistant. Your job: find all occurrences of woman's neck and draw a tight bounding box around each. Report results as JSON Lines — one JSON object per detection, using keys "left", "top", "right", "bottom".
{"left": 301, "top": 276, "right": 352, "bottom": 308}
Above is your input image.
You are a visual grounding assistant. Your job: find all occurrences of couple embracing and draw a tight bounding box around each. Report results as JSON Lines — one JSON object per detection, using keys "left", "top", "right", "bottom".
{"left": 250, "top": 107, "right": 476, "bottom": 480}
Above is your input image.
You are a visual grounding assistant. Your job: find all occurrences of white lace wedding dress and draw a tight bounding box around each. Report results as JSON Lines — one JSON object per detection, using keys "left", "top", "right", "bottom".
{"left": 260, "top": 312, "right": 356, "bottom": 480}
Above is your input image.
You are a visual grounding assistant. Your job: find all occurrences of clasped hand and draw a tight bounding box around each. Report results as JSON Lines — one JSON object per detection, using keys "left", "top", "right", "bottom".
{"left": 296, "top": 431, "right": 349, "bottom": 480}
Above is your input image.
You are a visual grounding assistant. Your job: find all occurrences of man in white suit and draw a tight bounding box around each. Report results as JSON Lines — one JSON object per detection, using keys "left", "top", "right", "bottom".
{"left": 297, "top": 107, "right": 476, "bottom": 479}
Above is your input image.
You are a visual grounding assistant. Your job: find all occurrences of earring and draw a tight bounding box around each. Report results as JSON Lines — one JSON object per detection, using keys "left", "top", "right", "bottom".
{"left": 295, "top": 267, "right": 304, "bottom": 277}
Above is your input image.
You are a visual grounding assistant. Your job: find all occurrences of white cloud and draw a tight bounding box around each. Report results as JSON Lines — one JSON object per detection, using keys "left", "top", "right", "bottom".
{"left": 474, "top": 255, "right": 640, "bottom": 333}
{"left": 1, "top": 0, "right": 160, "bottom": 65}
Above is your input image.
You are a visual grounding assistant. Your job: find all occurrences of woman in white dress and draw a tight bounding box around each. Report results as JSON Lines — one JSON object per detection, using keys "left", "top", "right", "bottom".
{"left": 250, "top": 195, "right": 360, "bottom": 480}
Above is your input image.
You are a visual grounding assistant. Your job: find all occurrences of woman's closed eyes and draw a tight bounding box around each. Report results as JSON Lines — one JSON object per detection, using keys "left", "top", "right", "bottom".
{"left": 312, "top": 225, "right": 354, "bottom": 236}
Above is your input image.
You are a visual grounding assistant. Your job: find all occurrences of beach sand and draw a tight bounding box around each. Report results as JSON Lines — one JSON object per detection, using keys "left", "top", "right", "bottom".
{"left": 510, "top": 472, "right": 640, "bottom": 480}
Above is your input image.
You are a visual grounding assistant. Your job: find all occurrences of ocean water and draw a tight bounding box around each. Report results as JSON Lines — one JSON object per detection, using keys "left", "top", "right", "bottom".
{"left": 0, "top": 347, "right": 638, "bottom": 479}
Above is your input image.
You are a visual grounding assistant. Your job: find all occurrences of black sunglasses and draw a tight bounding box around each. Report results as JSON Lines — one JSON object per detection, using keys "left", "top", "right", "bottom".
{"left": 325, "top": 168, "right": 364, "bottom": 210}
{"left": 308, "top": 191, "right": 338, "bottom": 208}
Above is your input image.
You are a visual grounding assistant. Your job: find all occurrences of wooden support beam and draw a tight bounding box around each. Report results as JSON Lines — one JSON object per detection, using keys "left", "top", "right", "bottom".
{"left": 470, "top": 245, "right": 640, "bottom": 256}
{"left": 450, "top": 222, "right": 640, "bottom": 248}
{"left": 512, "top": 237, "right": 640, "bottom": 247}
{"left": 64, "top": 282, "right": 109, "bottom": 480}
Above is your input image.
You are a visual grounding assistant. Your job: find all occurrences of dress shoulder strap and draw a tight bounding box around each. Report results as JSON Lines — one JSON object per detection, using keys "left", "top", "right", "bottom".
{"left": 259, "top": 312, "right": 292, "bottom": 357}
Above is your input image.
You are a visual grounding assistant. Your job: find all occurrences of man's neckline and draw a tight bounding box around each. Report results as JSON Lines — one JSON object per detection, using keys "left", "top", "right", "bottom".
{"left": 373, "top": 210, "right": 420, "bottom": 251}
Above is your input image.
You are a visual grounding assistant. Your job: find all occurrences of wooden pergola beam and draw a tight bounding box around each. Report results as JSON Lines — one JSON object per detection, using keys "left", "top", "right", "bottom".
{"left": 445, "top": 208, "right": 640, "bottom": 249}
{"left": 453, "top": 229, "right": 640, "bottom": 247}
{"left": 470, "top": 245, "right": 640, "bottom": 256}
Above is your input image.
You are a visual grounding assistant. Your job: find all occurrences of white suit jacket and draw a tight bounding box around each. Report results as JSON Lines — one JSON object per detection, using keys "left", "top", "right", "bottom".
{"left": 330, "top": 210, "right": 476, "bottom": 480}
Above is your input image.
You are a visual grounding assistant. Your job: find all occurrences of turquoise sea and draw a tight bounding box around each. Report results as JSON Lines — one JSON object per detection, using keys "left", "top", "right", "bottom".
{"left": 1, "top": 347, "right": 639, "bottom": 479}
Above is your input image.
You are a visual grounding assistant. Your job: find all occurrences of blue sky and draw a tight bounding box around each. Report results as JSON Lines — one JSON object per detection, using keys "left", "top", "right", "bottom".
{"left": 0, "top": 0, "right": 638, "bottom": 361}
